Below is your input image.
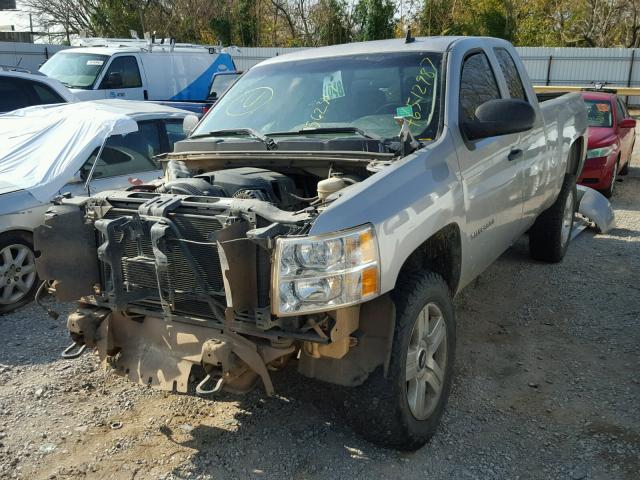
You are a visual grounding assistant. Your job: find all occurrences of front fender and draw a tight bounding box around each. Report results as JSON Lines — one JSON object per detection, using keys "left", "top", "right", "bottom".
{"left": 309, "top": 131, "right": 465, "bottom": 293}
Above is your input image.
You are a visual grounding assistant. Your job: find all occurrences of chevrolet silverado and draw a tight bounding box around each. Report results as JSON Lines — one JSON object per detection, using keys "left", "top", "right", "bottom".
{"left": 35, "top": 36, "right": 587, "bottom": 450}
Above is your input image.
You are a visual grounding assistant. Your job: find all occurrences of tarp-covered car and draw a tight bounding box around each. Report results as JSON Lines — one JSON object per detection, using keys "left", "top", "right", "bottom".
{"left": 0, "top": 100, "right": 190, "bottom": 313}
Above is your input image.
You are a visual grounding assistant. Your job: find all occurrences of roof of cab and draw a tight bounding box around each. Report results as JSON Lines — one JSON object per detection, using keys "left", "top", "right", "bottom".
{"left": 257, "top": 36, "right": 502, "bottom": 66}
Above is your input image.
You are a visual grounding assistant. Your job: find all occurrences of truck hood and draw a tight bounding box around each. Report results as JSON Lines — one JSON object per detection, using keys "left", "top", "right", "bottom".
{"left": 0, "top": 102, "right": 138, "bottom": 209}
{"left": 587, "top": 127, "right": 617, "bottom": 149}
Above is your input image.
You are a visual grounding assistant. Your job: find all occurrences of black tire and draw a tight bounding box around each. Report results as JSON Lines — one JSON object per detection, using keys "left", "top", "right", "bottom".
{"left": 0, "top": 232, "right": 39, "bottom": 315}
{"left": 600, "top": 159, "right": 619, "bottom": 199}
{"left": 619, "top": 158, "right": 629, "bottom": 176}
{"left": 529, "top": 174, "right": 577, "bottom": 263}
{"left": 350, "top": 272, "right": 456, "bottom": 450}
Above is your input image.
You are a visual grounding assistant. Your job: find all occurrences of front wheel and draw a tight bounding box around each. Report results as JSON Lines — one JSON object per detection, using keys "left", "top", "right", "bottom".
{"left": 529, "top": 175, "right": 577, "bottom": 263}
{"left": 352, "top": 272, "right": 456, "bottom": 450}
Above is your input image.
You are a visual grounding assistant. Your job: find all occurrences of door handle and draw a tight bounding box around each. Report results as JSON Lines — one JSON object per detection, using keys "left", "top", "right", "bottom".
{"left": 508, "top": 148, "right": 523, "bottom": 161}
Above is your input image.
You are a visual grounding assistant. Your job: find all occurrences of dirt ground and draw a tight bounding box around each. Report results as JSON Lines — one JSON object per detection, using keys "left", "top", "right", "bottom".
{"left": 1, "top": 148, "right": 639, "bottom": 480}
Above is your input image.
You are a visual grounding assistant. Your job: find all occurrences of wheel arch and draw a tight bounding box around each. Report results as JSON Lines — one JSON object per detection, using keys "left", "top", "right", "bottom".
{"left": 566, "top": 136, "right": 586, "bottom": 176}
{"left": 395, "top": 223, "right": 462, "bottom": 296}
{"left": 0, "top": 228, "right": 34, "bottom": 244}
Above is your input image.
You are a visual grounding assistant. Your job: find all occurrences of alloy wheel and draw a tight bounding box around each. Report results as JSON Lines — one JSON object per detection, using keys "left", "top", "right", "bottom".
{"left": 0, "top": 244, "right": 37, "bottom": 305}
{"left": 405, "top": 302, "right": 448, "bottom": 420}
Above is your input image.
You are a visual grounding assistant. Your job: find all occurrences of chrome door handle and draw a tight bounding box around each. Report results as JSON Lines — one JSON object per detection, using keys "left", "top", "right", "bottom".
{"left": 508, "top": 149, "right": 523, "bottom": 161}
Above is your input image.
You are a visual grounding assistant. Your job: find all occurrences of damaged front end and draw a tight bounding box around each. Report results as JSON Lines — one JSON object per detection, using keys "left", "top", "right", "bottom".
{"left": 35, "top": 159, "right": 394, "bottom": 395}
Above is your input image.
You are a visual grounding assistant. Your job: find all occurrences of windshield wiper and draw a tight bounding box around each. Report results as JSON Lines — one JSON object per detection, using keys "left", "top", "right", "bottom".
{"left": 267, "top": 126, "right": 381, "bottom": 141}
{"left": 190, "top": 128, "right": 277, "bottom": 150}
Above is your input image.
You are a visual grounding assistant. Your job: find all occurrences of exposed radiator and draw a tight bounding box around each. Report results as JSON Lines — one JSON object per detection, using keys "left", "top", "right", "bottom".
{"left": 100, "top": 208, "right": 226, "bottom": 319}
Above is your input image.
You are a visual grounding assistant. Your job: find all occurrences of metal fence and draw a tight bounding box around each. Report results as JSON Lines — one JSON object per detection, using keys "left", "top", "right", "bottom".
{"left": 3, "top": 41, "right": 640, "bottom": 104}
{"left": 0, "top": 41, "right": 67, "bottom": 72}
{"left": 516, "top": 47, "right": 640, "bottom": 104}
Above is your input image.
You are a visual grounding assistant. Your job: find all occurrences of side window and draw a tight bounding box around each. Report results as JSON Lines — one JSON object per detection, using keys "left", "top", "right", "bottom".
{"left": 494, "top": 48, "right": 527, "bottom": 101}
{"left": 164, "top": 120, "right": 187, "bottom": 151}
{"left": 459, "top": 52, "right": 501, "bottom": 123}
{"left": 0, "top": 78, "right": 34, "bottom": 112}
{"left": 99, "top": 56, "right": 142, "bottom": 89}
{"left": 615, "top": 98, "right": 627, "bottom": 122}
{"left": 80, "top": 121, "right": 161, "bottom": 179}
{"left": 32, "top": 82, "right": 66, "bottom": 104}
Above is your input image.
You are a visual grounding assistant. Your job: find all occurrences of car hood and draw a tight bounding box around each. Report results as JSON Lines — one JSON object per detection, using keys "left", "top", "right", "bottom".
{"left": 0, "top": 102, "right": 138, "bottom": 209}
{"left": 587, "top": 127, "right": 617, "bottom": 149}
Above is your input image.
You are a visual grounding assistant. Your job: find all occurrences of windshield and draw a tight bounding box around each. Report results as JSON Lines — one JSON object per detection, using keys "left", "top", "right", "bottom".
{"left": 584, "top": 99, "right": 613, "bottom": 128}
{"left": 195, "top": 52, "right": 443, "bottom": 141}
{"left": 40, "top": 52, "right": 108, "bottom": 89}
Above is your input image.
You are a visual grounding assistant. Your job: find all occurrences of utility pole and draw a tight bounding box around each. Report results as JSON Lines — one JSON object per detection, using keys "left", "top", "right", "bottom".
{"left": 138, "top": 6, "right": 146, "bottom": 34}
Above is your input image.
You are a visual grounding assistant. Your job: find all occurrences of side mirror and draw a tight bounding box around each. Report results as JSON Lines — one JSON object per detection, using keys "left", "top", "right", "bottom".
{"left": 620, "top": 118, "right": 636, "bottom": 129}
{"left": 462, "top": 99, "right": 536, "bottom": 141}
{"left": 208, "top": 91, "right": 218, "bottom": 101}
{"left": 183, "top": 114, "right": 199, "bottom": 136}
{"left": 105, "top": 71, "right": 123, "bottom": 88}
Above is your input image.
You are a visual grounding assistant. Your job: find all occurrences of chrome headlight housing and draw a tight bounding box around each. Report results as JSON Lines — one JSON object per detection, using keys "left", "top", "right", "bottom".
{"left": 272, "top": 224, "right": 380, "bottom": 316}
{"left": 586, "top": 144, "right": 616, "bottom": 159}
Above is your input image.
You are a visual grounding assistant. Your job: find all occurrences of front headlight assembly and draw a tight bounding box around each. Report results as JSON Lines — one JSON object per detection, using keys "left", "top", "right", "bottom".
{"left": 586, "top": 144, "right": 616, "bottom": 159}
{"left": 272, "top": 224, "right": 380, "bottom": 316}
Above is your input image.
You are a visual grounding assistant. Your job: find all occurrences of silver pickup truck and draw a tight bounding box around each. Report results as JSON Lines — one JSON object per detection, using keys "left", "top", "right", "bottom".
{"left": 35, "top": 36, "right": 587, "bottom": 450}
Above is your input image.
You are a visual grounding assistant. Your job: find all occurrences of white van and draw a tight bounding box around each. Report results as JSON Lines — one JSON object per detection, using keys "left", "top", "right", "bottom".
{"left": 39, "top": 38, "right": 236, "bottom": 103}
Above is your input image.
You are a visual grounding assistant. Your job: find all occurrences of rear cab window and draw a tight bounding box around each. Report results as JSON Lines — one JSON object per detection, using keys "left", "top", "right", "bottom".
{"left": 493, "top": 48, "right": 527, "bottom": 101}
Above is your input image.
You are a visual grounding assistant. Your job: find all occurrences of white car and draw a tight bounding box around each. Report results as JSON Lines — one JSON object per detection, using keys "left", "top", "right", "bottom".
{"left": 0, "top": 100, "right": 190, "bottom": 313}
{"left": 0, "top": 69, "right": 76, "bottom": 113}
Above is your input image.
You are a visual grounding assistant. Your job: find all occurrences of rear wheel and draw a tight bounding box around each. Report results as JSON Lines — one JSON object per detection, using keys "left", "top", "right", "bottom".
{"left": 351, "top": 272, "right": 456, "bottom": 450}
{"left": 0, "top": 233, "right": 38, "bottom": 315}
{"left": 529, "top": 175, "right": 577, "bottom": 263}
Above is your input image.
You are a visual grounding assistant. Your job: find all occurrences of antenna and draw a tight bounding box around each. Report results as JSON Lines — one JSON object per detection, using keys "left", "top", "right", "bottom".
{"left": 405, "top": 27, "right": 415, "bottom": 44}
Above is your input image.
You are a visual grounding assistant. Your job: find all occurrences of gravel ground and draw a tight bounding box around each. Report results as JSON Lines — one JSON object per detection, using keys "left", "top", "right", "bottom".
{"left": 1, "top": 151, "right": 639, "bottom": 480}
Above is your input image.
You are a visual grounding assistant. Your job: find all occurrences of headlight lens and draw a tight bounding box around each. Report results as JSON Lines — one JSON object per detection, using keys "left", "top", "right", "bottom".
{"left": 273, "top": 224, "right": 380, "bottom": 316}
{"left": 587, "top": 145, "right": 616, "bottom": 159}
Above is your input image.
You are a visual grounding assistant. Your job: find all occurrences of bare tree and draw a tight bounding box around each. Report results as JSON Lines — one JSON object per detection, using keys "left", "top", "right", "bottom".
{"left": 21, "top": 0, "right": 98, "bottom": 43}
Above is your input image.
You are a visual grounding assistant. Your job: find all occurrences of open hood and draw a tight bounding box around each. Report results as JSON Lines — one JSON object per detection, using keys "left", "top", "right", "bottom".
{"left": 0, "top": 102, "right": 138, "bottom": 214}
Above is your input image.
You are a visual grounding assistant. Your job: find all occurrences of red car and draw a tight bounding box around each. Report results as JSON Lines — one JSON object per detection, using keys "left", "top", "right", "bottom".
{"left": 579, "top": 91, "right": 635, "bottom": 197}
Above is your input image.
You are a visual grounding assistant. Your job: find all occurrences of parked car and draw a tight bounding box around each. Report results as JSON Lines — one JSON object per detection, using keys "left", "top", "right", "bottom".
{"left": 0, "top": 69, "right": 75, "bottom": 113}
{"left": 579, "top": 91, "right": 635, "bottom": 197}
{"left": 0, "top": 100, "right": 190, "bottom": 314}
{"left": 35, "top": 37, "right": 587, "bottom": 450}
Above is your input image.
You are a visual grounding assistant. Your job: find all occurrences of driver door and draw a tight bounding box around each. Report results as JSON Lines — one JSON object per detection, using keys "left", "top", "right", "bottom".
{"left": 454, "top": 50, "right": 525, "bottom": 278}
{"left": 97, "top": 55, "right": 145, "bottom": 100}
